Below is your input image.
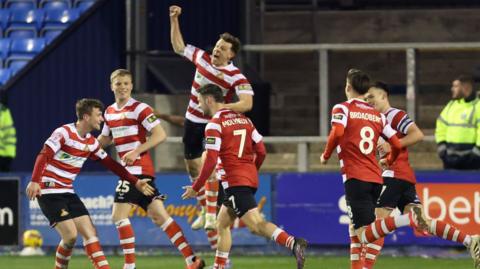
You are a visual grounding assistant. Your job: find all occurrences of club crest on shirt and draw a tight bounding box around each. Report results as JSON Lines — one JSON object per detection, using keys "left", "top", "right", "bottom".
{"left": 205, "top": 137, "right": 216, "bottom": 144}
{"left": 83, "top": 144, "right": 90, "bottom": 151}
{"left": 147, "top": 115, "right": 157, "bottom": 123}
{"left": 120, "top": 112, "right": 126, "bottom": 119}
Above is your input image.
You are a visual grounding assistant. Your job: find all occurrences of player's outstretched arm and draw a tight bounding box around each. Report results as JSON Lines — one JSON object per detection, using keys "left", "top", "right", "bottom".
{"left": 97, "top": 135, "right": 113, "bottom": 148}
{"left": 400, "top": 123, "right": 424, "bottom": 148}
{"left": 154, "top": 110, "right": 185, "bottom": 127}
{"left": 121, "top": 124, "right": 167, "bottom": 165}
{"left": 99, "top": 156, "right": 155, "bottom": 196}
{"left": 27, "top": 146, "right": 54, "bottom": 200}
{"left": 223, "top": 94, "right": 253, "bottom": 113}
{"left": 182, "top": 149, "right": 218, "bottom": 200}
{"left": 320, "top": 123, "right": 344, "bottom": 164}
{"left": 169, "top": 5, "right": 185, "bottom": 54}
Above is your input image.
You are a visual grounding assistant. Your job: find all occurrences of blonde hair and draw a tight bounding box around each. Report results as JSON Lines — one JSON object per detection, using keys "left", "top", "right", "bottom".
{"left": 110, "top": 69, "right": 132, "bottom": 83}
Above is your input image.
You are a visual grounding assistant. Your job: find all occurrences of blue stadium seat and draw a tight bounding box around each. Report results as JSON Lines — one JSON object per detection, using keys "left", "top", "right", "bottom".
{"left": 0, "top": 10, "right": 10, "bottom": 32}
{"left": 8, "top": 57, "right": 30, "bottom": 73}
{"left": 7, "top": 9, "right": 44, "bottom": 37}
{"left": 41, "top": 25, "right": 64, "bottom": 43}
{"left": 44, "top": 8, "right": 79, "bottom": 28}
{"left": 40, "top": 0, "right": 71, "bottom": 10}
{"left": 0, "top": 68, "right": 12, "bottom": 85}
{"left": 5, "top": 0, "right": 37, "bottom": 10}
{"left": 0, "top": 38, "right": 11, "bottom": 62}
{"left": 75, "top": 0, "right": 94, "bottom": 12}
{"left": 9, "top": 37, "right": 46, "bottom": 59}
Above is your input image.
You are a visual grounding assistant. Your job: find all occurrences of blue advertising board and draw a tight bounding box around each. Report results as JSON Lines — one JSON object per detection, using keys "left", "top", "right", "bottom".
{"left": 275, "top": 172, "right": 480, "bottom": 246}
{"left": 24, "top": 173, "right": 272, "bottom": 247}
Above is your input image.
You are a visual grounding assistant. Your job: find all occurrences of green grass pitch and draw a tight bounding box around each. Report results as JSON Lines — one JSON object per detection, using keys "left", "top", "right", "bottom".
{"left": 1, "top": 255, "right": 474, "bottom": 269}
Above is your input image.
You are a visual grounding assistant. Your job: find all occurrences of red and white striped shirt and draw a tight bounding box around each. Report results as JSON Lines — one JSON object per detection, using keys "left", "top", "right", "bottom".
{"left": 101, "top": 98, "right": 160, "bottom": 176}
{"left": 40, "top": 123, "right": 108, "bottom": 194}
{"left": 183, "top": 44, "right": 254, "bottom": 123}
{"left": 382, "top": 107, "right": 416, "bottom": 183}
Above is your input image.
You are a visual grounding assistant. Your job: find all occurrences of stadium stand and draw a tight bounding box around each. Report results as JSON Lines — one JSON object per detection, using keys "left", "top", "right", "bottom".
{"left": 0, "top": 0, "right": 96, "bottom": 84}
{"left": 0, "top": 68, "right": 12, "bottom": 84}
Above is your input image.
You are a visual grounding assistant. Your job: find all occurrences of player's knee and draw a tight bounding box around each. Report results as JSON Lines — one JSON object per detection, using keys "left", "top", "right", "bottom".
{"left": 148, "top": 211, "right": 168, "bottom": 226}
{"left": 246, "top": 220, "right": 263, "bottom": 235}
{"left": 62, "top": 231, "right": 77, "bottom": 245}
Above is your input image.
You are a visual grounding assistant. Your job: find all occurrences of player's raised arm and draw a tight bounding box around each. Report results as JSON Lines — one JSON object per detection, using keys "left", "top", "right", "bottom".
{"left": 223, "top": 93, "right": 253, "bottom": 113}
{"left": 169, "top": 5, "right": 185, "bottom": 54}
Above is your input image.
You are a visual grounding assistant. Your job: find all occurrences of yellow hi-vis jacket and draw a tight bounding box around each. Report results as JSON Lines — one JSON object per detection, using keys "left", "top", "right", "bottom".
{"left": 0, "top": 104, "right": 16, "bottom": 158}
{"left": 435, "top": 96, "right": 480, "bottom": 169}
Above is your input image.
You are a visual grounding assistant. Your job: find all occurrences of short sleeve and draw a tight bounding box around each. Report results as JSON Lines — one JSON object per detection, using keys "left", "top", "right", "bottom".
{"left": 100, "top": 122, "right": 111, "bottom": 137}
{"left": 390, "top": 110, "right": 413, "bottom": 135}
{"left": 233, "top": 75, "right": 254, "bottom": 96}
{"left": 331, "top": 104, "right": 348, "bottom": 127}
{"left": 44, "top": 128, "right": 66, "bottom": 153}
{"left": 251, "top": 128, "right": 263, "bottom": 143}
{"left": 183, "top": 44, "right": 204, "bottom": 65}
{"left": 136, "top": 103, "right": 160, "bottom": 132}
{"left": 382, "top": 123, "right": 397, "bottom": 139}
{"left": 204, "top": 121, "right": 222, "bottom": 151}
{"left": 89, "top": 139, "right": 108, "bottom": 160}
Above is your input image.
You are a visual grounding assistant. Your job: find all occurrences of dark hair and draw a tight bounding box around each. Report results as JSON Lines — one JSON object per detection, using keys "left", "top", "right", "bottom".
{"left": 76, "top": 98, "right": 104, "bottom": 120}
{"left": 347, "top": 68, "right": 371, "bottom": 95}
{"left": 371, "top": 81, "right": 389, "bottom": 95}
{"left": 220, "top": 32, "right": 241, "bottom": 56}
{"left": 456, "top": 75, "right": 474, "bottom": 86}
{"left": 198, "top": 84, "right": 224, "bottom": 103}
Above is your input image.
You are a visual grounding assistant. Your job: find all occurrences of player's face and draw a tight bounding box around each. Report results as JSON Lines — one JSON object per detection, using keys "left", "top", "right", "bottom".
{"left": 451, "top": 80, "right": 463, "bottom": 99}
{"left": 111, "top": 75, "right": 133, "bottom": 101}
{"left": 212, "top": 39, "right": 234, "bottom": 66}
{"left": 366, "top": 88, "right": 387, "bottom": 111}
{"left": 86, "top": 107, "right": 104, "bottom": 131}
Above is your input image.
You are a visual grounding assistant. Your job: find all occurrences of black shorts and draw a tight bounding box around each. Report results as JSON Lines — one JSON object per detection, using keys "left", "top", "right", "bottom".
{"left": 114, "top": 175, "right": 164, "bottom": 211}
{"left": 183, "top": 119, "right": 207, "bottom": 160}
{"left": 344, "top": 179, "right": 383, "bottom": 229}
{"left": 377, "top": 177, "right": 421, "bottom": 213}
{"left": 223, "top": 186, "right": 257, "bottom": 218}
{"left": 37, "top": 193, "right": 89, "bottom": 227}
{"left": 217, "top": 182, "right": 225, "bottom": 208}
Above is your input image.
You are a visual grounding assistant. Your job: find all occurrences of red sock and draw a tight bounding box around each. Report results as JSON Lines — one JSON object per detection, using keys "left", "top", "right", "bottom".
{"left": 271, "top": 228, "right": 295, "bottom": 250}
{"left": 205, "top": 179, "right": 219, "bottom": 216}
{"left": 361, "top": 217, "right": 397, "bottom": 244}
{"left": 349, "top": 235, "right": 363, "bottom": 269}
{"left": 161, "top": 217, "right": 195, "bottom": 265}
{"left": 115, "top": 218, "right": 135, "bottom": 268}
{"left": 84, "top": 237, "right": 110, "bottom": 269}
{"left": 429, "top": 219, "right": 470, "bottom": 246}
{"left": 363, "top": 237, "right": 384, "bottom": 269}
{"left": 207, "top": 230, "right": 218, "bottom": 249}
{"left": 55, "top": 240, "right": 73, "bottom": 269}
{"left": 214, "top": 250, "right": 229, "bottom": 269}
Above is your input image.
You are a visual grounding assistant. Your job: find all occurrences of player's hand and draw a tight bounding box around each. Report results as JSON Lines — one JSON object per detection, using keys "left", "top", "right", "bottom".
{"left": 320, "top": 153, "right": 328, "bottom": 165}
{"left": 169, "top": 5, "right": 182, "bottom": 18}
{"left": 26, "top": 182, "right": 41, "bottom": 200}
{"left": 122, "top": 150, "right": 139, "bottom": 166}
{"left": 135, "top": 178, "right": 155, "bottom": 196}
{"left": 181, "top": 186, "right": 197, "bottom": 200}
{"left": 379, "top": 158, "right": 389, "bottom": 170}
{"left": 377, "top": 143, "right": 391, "bottom": 156}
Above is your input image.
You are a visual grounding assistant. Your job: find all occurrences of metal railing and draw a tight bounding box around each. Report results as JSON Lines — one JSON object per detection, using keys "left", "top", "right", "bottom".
{"left": 166, "top": 135, "right": 435, "bottom": 172}
{"left": 242, "top": 42, "right": 480, "bottom": 136}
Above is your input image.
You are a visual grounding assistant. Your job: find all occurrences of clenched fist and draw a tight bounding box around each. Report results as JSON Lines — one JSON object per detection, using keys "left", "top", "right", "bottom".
{"left": 169, "top": 5, "right": 182, "bottom": 18}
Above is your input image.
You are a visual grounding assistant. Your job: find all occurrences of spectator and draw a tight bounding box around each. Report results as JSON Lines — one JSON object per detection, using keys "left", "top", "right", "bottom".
{"left": 435, "top": 75, "right": 480, "bottom": 169}
{"left": 0, "top": 98, "right": 16, "bottom": 172}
